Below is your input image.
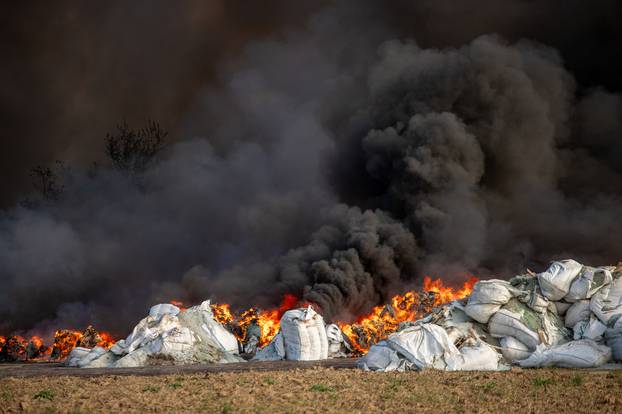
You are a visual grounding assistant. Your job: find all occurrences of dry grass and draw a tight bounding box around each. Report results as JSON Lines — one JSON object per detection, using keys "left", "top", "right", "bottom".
{"left": 1, "top": 367, "right": 621, "bottom": 413}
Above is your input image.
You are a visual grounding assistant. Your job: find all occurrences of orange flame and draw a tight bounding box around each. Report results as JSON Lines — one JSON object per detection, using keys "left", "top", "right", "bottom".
{"left": 211, "top": 303, "right": 234, "bottom": 325}
{"left": 339, "top": 276, "right": 477, "bottom": 353}
{"left": 423, "top": 275, "right": 478, "bottom": 306}
{"left": 256, "top": 294, "right": 302, "bottom": 346}
{"left": 51, "top": 330, "right": 82, "bottom": 359}
{"left": 97, "top": 332, "right": 116, "bottom": 349}
{"left": 224, "top": 294, "right": 301, "bottom": 347}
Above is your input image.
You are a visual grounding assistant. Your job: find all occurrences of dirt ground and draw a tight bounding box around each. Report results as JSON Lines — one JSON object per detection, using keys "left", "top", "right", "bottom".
{"left": 1, "top": 367, "right": 621, "bottom": 413}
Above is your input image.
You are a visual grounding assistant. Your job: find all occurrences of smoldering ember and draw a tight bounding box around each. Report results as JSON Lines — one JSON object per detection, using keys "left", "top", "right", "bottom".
{"left": 2, "top": 1, "right": 622, "bottom": 413}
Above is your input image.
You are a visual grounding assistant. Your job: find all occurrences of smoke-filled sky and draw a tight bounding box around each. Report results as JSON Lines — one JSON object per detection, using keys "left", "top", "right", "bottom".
{"left": 1, "top": 0, "right": 622, "bottom": 336}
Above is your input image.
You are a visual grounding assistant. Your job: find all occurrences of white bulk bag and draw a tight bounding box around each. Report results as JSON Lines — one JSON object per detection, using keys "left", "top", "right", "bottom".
{"left": 606, "top": 335, "right": 622, "bottom": 361}
{"left": 590, "top": 276, "right": 622, "bottom": 325}
{"left": 149, "top": 303, "right": 181, "bottom": 319}
{"left": 465, "top": 280, "right": 518, "bottom": 323}
{"left": 553, "top": 301, "right": 572, "bottom": 316}
{"left": 125, "top": 313, "right": 182, "bottom": 353}
{"left": 386, "top": 324, "right": 458, "bottom": 370}
{"left": 523, "top": 288, "right": 550, "bottom": 314}
{"left": 80, "top": 351, "right": 118, "bottom": 368}
{"left": 253, "top": 332, "right": 285, "bottom": 361}
{"left": 499, "top": 336, "right": 531, "bottom": 361}
{"left": 109, "top": 339, "right": 127, "bottom": 356}
{"left": 144, "top": 326, "right": 196, "bottom": 360}
{"left": 572, "top": 316, "right": 607, "bottom": 341}
{"left": 444, "top": 341, "right": 502, "bottom": 371}
{"left": 74, "top": 346, "right": 107, "bottom": 368}
{"left": 66, "top": 347, "right": 93, "bottom": 367}
{"left": 537, "top": 260, "right": 582, "bottom": 301}
{"left": 193, "top": 301, "right": 239, "bottom": 354}
{"left": 488, "top": 309, "right": 540, "bottom": 351}
{"left": 113, "top": 348, "right": 149, "bottom": 368}
{"left": 540, "top": 310, "right": 570, "bottom": 346}
{"left": 605, "top": 324, "right": 622, "bottom": 361}
{"left": 565, "top": 267, "right": 612, "bottom": 302}
{"left": 201, "top": 320, "right": 239, "bottom": 354}
{"left": 511, "top": 275, "right": 551, "bottom": 314}
{"left": 564, "top": 300, "right": 591, "bottom": 328}
{"left": 280, "top": 306, "right": 328, "bottom": 361}
{"left": 325, "top": 324, "right": 345, "bottom": 357}
{"left": 358, "top": 341, "right": 412, "bottom": 372}
{"left": 517, "top": 339, "right": 611, "bottom": 368}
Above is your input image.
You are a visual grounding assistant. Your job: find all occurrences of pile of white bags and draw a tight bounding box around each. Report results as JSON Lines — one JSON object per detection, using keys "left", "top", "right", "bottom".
{"left": 464, "top": 280, "right": 519, "bottom": 323}
{"left": 67, "top": 300, "right": 244, "bottom": 368}
{"left": 254, "top": 306, "right": 338, "bottom": 361}
{"left": 360, "top": 302, "right": 507, "bottom": 372}
{"left": 67, "top": 259, "right": 622, "bottom": 370}
{"left": 361, "top": 260, "right": 622, "bottom": 371}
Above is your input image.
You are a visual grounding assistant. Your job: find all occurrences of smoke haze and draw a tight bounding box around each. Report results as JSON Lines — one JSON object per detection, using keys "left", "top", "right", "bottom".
{"left": 1, "top": 0, "right": 622, "bottom": 335}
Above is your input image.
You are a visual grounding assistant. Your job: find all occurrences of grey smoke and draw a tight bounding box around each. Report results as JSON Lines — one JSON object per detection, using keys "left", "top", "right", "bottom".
{"left": 2, "top": 1, "right": 622, "bottom": 336}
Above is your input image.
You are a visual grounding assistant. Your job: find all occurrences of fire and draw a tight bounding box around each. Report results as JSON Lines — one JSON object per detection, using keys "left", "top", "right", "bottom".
{"left": 339, "top": 276, "right": 477, "bottom": 353}
{"left": 177, "top": 295, "right": 301, "bottom": 348}
{"left": 211, "top": 303, "right": 234, "bottom": 325}
{"left": 50, "top": 330, "right": 82, "bottom": 359}
{"left": 0, "top": 326, "right": 116, "bottom": 362}
{"left": 98, "top": 332, "right": 116, "bottom": 349}
{"left": 217, "top": 294, "right": 301, "bottom": 347}
{"left": 1, "top": 278, "right": 477, "bottom": 361}
{"left": 255, "top": 294, "right": 301, "bottom": 346}
{"left": 423, "top": 275, "right": 478, "bottom": 306}
{"left": 207, "top": 278, "right": 475, "bottom": 353}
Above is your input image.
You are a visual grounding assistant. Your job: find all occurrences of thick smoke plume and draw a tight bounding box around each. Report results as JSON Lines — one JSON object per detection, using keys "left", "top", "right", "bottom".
{"left": 1, "top": 1, "right": 622, "bottom": 335}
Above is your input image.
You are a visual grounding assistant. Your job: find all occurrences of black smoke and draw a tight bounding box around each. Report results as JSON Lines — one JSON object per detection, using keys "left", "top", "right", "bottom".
{"left": 1, "top": 1, "right": 622, "bottom": 335}
{"left": 0, "top": 0, "right": 327, "bottom": 207}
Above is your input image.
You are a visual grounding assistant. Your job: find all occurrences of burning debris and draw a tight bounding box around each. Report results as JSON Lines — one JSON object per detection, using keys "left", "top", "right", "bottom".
{"left": 339, "top": 277, "right": 477, "bottom": 353}
{"left": 17, "top": 265, "right": 621, "bottom": 371}
{"left": 0, "top": 326, "right": 115, "bottom": 363}
{"left": 360, "top": 260, "right": 622, "bottom": 371}
{"left": 63, "top": 277, "right": 478, "bottom": 367}
{"left": 0, "top": 336, "right": 27, "bottom": 362}
{"left": 0, "top": 277, "right": 476, "bottom": 366}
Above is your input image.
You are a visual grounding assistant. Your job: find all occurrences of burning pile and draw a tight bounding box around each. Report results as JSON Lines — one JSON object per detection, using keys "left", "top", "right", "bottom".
{"left": 0, "top": 277, "right": 477, "bottom": 361}
{"left": 210, "top": 294, "right": 304, "bottom": 352}
{"left": 3, "top": 261, "right": 622, "bottom": 370}
{"left": 339, "top": 277, "right": 477, "bottom": 353}
{"left": 0, "top": 326, "right": 114, "bottom": 362}
{"left": 195, "top": 278, "right": 474, "bottom": 356}
{"left": 360, "top": 260, "right": 622, "bottom": 372}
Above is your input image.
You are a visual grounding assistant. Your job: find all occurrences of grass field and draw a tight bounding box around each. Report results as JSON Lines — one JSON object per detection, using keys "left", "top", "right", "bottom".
{"left": 1, "top": 367, "right": 621, "bottom": 413}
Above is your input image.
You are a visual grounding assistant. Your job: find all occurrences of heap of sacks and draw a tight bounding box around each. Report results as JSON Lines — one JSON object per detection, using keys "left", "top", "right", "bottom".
{"left": 360, "top": 260, "right": 622, "bottom": 371}
{"left": 67, "top": 301, "right": 348, "bottom": 368}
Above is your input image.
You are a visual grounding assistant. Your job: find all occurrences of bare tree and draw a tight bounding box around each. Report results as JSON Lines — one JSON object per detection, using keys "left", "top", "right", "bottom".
{"left": 29, "top": 160, "right": 65, "bottom": 200}
{"left": 105, "top": 120, "right": 168, "bottom": 174}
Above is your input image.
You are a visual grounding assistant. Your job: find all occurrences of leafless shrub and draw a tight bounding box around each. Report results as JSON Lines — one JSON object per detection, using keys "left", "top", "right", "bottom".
{"left": 105, "top": 120, "right": 167, "bottom": 174}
